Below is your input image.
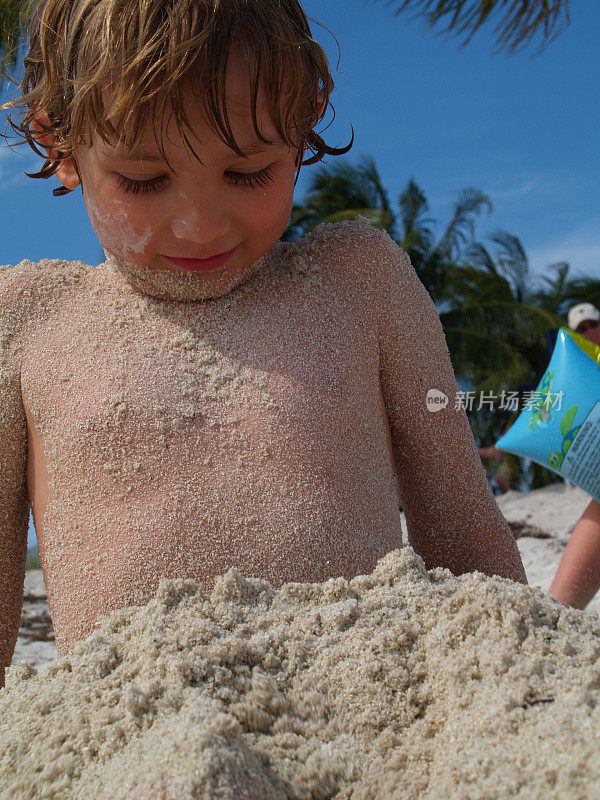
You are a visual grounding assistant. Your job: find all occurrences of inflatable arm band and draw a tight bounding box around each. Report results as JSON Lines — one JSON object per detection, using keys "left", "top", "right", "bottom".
{"left": 496, "top": 328, "right": 600, "bottom": 503}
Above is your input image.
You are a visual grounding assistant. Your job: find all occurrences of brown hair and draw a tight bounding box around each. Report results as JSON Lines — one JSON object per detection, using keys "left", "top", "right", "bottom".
{"left": 0, "top": 0, "right": 353, "bottom": 191}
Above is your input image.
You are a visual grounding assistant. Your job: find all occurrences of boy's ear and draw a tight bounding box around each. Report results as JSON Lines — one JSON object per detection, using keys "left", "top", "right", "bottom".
{"left": 314, "top": 92, "right": 325, "bottom": 126}
{"left": 31, "top": 111, "right": 81, "bottom": 190}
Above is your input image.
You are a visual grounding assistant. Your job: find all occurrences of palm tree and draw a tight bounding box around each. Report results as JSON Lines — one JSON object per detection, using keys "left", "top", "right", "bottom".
{"left": 0, "top": 0, "right": 33, "bottom": 84}
{"left": 283, "top": 156, "right": 395, "bottom": 242}
{"left": 285, "top": 160, "right": 491, "bottom": 304}
{"left": 377, "top": 0, "right": 571, "bottom": 53}
{"left": 442, "top": 231, "right": 573, "bottom": 488}
{"left": 395, "top": 179, "right": 491, "bottom": 302}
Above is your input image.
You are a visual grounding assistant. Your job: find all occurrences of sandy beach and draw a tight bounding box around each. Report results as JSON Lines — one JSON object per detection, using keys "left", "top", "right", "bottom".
{"left": 497, "top": 483, "right": 600, "bottom": 611}
{"left": 12, "top": 482, "right": 599, "bottom": 674}
{"left": 3, "top": 497, "right": 600, "bottom": 799}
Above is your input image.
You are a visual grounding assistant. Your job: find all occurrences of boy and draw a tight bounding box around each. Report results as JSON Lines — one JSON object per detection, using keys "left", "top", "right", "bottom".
{"left": 0, "top": 0, "right": 526, "bottom": 689}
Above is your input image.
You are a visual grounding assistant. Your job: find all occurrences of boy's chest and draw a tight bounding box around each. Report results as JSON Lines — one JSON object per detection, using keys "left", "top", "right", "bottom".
{"left": 18, "top": 269, "right": 405, "bottom": 645}
{"left": 21, "top": 283, "right": 382, "bottom": 482}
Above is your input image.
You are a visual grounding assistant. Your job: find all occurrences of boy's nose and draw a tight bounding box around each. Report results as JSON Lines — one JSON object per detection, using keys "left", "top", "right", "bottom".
{"left": 170, "top": 216, "right": 231, "bottom": 241}
{"left": 170, "top": 196, "right": 231, "bottom": 242}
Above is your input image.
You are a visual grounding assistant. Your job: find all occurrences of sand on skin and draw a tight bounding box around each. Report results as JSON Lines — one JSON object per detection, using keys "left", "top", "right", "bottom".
{"left": 2, "top": 217, "right": 524, "bottom": 657}
{"left": 13, "top": 483, "right": 600, "bottom": 673}
{"left": 2, "top": 545, "right": 600, "bottom": 800}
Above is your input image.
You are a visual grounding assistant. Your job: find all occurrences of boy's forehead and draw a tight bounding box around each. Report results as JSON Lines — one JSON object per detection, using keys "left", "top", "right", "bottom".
{"left": 93, "top": 116, "right": 287, "bottom": 163}
{"left": 97, "top": 133, "right": 287, "bottom": 163}
{"left": 96, "top": 54, "right": 286, "bottom": 160}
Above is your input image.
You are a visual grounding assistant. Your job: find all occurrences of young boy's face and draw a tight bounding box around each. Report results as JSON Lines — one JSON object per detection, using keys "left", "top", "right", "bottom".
{"left": 55, "top": 48, "right": 299, "bottom": 285}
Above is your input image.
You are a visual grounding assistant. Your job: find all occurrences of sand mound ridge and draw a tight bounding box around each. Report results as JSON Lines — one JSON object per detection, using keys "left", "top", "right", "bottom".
{"left": 2, "top": 547, "right": 600, "bottom": 800}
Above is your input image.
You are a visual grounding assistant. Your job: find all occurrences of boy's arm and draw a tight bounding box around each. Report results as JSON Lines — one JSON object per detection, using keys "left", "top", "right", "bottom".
{"left": 367, "top": 226, "right": 526, "bottom": 583}
{"left": 549, "top": 499, "right": 600, "bottom": 609}
{"left": 0, "top": 268, "right": 31, "bottom": 689}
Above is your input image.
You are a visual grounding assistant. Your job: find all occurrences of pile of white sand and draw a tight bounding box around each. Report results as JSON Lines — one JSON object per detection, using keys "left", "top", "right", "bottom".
{"left": 2, "top": 547, "right": 600, "bottom": 800}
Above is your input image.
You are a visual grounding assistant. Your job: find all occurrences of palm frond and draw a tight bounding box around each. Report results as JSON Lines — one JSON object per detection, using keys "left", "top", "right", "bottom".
{"left": 0, "top": 0, "right": 37, "bottom": 86}
{"left": 397, "top": 178, "right": 436, "bottom": 249}
{"left": 562, "top": 276, "right": 600, "bottom": 311}
{"left": 530, "top": 261, "right": 571, "bottom": 314}
{"left": 462, "top": 242, "right": 499, "bottom": 276}
{"left": 435, "top": 187, "right": 492, "bottom": 262}
{"left": 377, "top": 0, "right": 571, "bottom": 54}
{"left": 460, "top": 229, "right": 537, "bottom": 304}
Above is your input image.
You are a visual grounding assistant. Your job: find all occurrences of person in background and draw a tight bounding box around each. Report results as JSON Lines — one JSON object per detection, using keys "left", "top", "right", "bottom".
{"left": 549, "top": 302, "right": 600, "bottom": 609}
{"left": 566, "top": 302, "right": 600, "bottom": 347}
{"left": 478, "top": 445, "right": 511, "bottom": 496}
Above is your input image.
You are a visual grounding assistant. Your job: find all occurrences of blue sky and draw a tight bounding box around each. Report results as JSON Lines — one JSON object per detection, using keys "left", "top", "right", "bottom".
{"left": 303, "top": 0, "right": 599, "bottom": 278}
{"left": 1, "top": 0, "right": 597, "bottom": 546}
{"left": 1, "top": 0, "right": 598, "bottom": 278}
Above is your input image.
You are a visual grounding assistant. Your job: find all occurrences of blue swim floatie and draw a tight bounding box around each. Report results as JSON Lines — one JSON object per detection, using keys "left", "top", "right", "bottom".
{"left": 496, "top": 328, "right": 600, "bottom": 503}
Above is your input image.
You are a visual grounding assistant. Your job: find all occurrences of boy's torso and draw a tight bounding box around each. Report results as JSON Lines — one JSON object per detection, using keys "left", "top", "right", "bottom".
{"left": 19, "top": 232, "right": 402, "bottom": 655}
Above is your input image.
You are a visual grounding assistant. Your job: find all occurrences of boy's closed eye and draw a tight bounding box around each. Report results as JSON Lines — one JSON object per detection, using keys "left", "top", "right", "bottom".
{"left": 116, "top": 165, "right": 276, "bottom": 195}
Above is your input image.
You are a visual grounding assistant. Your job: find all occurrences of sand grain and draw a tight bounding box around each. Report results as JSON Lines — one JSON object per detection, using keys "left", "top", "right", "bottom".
{"left": 1, "top": 547, "right": 599, "bottom": 800}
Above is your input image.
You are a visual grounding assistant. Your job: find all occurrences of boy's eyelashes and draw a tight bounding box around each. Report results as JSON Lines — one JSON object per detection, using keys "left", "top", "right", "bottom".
{"left": 115, "top": 165, "right": 276, "bottom": 195}
{"left": 116, "top": 175, "right": 167, "bottom": 195}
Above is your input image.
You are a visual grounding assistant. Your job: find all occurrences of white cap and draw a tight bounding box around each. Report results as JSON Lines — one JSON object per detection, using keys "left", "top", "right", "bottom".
{"left": 568, "top": 302, "right": 600, "bottom": 331}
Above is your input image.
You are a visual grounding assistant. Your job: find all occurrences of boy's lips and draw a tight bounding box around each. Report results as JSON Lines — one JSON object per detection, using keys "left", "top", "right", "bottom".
{"left": 162, "top": 246, "right": 238, "bottom": 272}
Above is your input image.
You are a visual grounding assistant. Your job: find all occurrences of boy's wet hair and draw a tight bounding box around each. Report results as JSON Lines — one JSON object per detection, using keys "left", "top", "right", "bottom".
{"left": 0, "top": 0, "right": 352, "bottom": 189}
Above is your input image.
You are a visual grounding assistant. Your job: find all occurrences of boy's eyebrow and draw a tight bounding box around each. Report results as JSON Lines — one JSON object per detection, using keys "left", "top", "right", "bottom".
{"left": 105, "top": 140, "right": 286, "bottom": 162}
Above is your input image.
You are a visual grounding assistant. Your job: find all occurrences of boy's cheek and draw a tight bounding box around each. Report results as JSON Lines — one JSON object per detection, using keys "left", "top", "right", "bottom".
{"left": 85, "top": 192, "right": 153, "bottom": 261}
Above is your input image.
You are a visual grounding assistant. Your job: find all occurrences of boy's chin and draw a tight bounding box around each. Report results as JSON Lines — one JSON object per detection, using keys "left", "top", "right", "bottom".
{"left": 101, "top": 246, "right": 269, "bottom": 302}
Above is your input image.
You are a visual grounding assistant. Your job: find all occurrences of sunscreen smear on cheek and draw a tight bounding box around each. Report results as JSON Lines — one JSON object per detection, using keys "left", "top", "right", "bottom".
{"left": 86, "top": 194, "right": 153, "bottom": 258}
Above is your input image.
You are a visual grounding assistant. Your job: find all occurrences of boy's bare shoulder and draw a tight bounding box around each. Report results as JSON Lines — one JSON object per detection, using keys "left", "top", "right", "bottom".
{"left": 0, "top": 257, "right": 93, "bottom": 341}
{"left": 293, "top": 216, "right": 437, "bottom": 343}
{"left": 296, "top": 215, "right": 412, "bottom": 295}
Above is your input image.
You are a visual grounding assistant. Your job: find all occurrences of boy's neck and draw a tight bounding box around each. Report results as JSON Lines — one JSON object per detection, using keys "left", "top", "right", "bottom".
{"left": 102, "top": 248, "right": 268, "bottom": 302}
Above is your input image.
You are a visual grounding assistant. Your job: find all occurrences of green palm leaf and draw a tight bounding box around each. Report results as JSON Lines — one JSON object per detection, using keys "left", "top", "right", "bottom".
{"left": 437, "top": 188, "right": 492, "bottom": 262}
{"left": 284, "top": 157, "right": 396, "bottom": 241}
{"left": 0, "top": 0, "right": 37, "bottom": 86}
{"left": 377, "top": 0, "right": 571, "bottom": 53}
